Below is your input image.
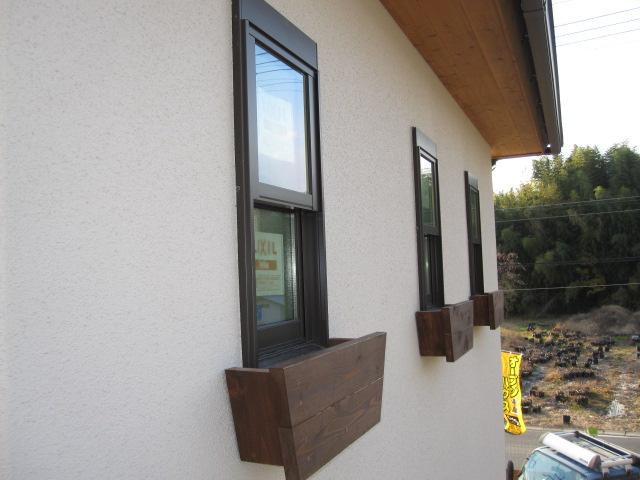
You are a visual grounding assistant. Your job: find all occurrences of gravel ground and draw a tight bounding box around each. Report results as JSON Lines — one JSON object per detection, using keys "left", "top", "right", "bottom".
{"left": 502, "top": 317, "right": 640, "bottom": 433}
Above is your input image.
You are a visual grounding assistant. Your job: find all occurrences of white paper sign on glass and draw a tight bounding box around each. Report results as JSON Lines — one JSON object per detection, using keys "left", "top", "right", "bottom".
{"left": 257, "top": 86, "right": 296, "bottom": 164}
{"left": 255, "top": 44, "right": 308, "bottom": 193}
{"left": 255, "top": 231, "right": 285, "bottom": 297}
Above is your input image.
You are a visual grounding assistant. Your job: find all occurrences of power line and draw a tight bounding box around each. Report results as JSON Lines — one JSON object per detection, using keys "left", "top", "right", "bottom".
{"left": 496, "top": 199, "right": 640, "bottom": 216}
{"left": 502, "top": 282, "right": 640, "bottom": 292}
{"left": 495, "top": 195, "right": 640, "bottom": 212}
{"left": 557, "top": 17, "right": 640, "bottom": 37}
{"left": 557, "top": 27, "right": 640, "bottom": 46}
{"left": 558, "top": 33, "right": 640, "bottom": 50}
{"left": 495, "top": 208, "right": 640, "bottom": 224}
{"left": 498, "top": 256, "right": 640, "bottom": 267}
{"left": 555, "top": 6, "right": 640, "bottom": 27}
{"left": 256, "top": 68, "right": 299, "bottom": 75}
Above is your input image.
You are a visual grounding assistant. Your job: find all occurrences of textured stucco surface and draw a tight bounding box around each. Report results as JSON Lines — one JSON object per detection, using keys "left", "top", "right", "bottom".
{"left": 4, "top": 0, "right": 504, "bottom": 479}
{"left": 1, "top": 5, "right": 10, "bottom": 477}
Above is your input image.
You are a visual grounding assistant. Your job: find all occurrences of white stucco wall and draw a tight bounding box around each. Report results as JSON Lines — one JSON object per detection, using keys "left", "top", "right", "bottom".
{"left": 3, "top": 0, "right": 504, "bottom": 479}
{"left": 1, "top": 6, "right": 10, "bottom": 477}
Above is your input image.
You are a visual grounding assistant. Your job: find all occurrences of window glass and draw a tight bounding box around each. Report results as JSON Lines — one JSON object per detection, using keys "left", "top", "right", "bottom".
{"left": 470, "top": 189, "right": 481, "bottom": 241}
{"left": 420, "top": 155, "right": 435, "bottom": 227}
{"left": 255, "top": 44, "right": 308, "bottom": 193}
{"left": 520, "top": 452, "right": 587, "bottom": 480}
{"left": 254, "top": 208, "right": 299, "bottom": 327}
{"left": 423, "top": 236, "right": 431, "bottom": 298}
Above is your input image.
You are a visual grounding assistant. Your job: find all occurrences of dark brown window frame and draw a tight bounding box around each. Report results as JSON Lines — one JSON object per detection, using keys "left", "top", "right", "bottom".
{"left": 412, "top": 127, "right": 444, "bottom": 310}
{"left": 233, "top": 0, "right": 328, "bottom": 368}
{"left": 465, "top": 171, "right": 485, "bottom": 296}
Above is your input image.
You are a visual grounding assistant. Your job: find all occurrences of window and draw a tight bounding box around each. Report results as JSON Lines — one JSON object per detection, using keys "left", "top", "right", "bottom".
{"left": 519, "top": 452, "right": 587, "bottom": 480}
{"left": 233, "top": 0, "right": 328, "bottom": 367}
{"left": 412, "top": 128, "right": 444, "bottom": 309}
{"left": 465, "top": 172, "right": 484, "bottom": 295}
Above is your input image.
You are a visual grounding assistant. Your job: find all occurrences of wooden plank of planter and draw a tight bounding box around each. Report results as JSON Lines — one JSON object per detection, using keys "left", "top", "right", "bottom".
{"left": 444, "top": 300, "right": 474, "bottom": 362}
{"left": 225, "top": 368, "right": 284, "bottom": 465}
{"left": 471, "top": 291, "right": 504, "bottom": 329}
{"left": 271, "top": 332, "right": 386, "bottom": 427}
{"left": 490, "top": 290, "right": 504, "bottom": 329}
{"left": 279, "top": 378, "right": 384, "bottom": 480}
{"left": 471, "top": 293, "right": 491, "bottom": 327}
{"left": 415, "top": 309, "right": 446, "bottom": 357}
{"left": 415, "top": 300, "right": 474, "bottom": 362}
{"left": 225, "top": 332, "right": 386, "bottom": 480}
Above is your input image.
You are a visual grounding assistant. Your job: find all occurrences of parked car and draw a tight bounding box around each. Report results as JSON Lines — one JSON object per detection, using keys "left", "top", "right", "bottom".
{"left": 510, "top": 431, "right": 640, "bottom": 480}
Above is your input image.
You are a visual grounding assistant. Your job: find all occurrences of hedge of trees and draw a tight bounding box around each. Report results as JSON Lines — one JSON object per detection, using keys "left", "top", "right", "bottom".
{"left": 494, "top": 144, "right": 640, "bottom": 315}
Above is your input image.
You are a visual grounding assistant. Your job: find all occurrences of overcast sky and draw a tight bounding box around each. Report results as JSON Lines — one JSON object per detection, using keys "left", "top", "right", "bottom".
{"left": 492, "top": 0, "right": 640, "bottom": 193}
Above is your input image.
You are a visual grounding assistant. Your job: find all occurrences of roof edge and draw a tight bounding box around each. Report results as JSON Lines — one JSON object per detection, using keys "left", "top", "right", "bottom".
{"left": 521, "top": 0, "right": 564, "bottom": 155}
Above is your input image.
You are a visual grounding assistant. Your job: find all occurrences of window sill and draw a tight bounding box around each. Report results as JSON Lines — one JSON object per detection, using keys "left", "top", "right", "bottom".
{"left": 415, "top": 301, "right": 474, "bottom": 362}
{"left": 470, "top": 290, "right": 504, "bottom": 330}
{"left": 225, "top": 332, "right": 386, "bottom": 480}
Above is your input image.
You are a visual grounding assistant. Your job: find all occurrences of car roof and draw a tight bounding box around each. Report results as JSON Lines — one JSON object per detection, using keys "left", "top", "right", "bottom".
{"left": 535, "top": 446, "right": 640, "bottom": 479}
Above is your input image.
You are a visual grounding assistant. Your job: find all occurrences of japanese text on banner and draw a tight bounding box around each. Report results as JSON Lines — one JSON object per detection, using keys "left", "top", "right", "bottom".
{"left": 502, "top": 351, "right": 526, "bottom": 435}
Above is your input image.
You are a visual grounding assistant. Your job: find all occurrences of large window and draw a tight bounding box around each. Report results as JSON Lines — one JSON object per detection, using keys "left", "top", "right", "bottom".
{"left": 233, "top": 0, "right": 328, "bottom": 367}
{"left": 412, "top": 128, "right": 444, "bottom": 309}
{"left": 465, "top": 172, "right": 484, "bottom": 295}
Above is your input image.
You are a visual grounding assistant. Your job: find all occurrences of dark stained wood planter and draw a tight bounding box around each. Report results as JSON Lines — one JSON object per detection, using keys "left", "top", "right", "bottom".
{"left": 415, "top": 300, "right": 473, "bottom": 362}
{"left": 225, "top": 332, "right": 386, "bottom": 480}
{"left": 471, "top": 290, "right": 504, "bottom": 330}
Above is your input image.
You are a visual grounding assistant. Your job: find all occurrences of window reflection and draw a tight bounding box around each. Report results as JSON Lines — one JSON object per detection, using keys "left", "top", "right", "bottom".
{"left": 254, "top": 208, "right": 298, "bottom": 327}
{"left": 420, "top": 155, "right": 436, "bottom": 227}
{"left": 423, "top": 236, "right": 431, "bottom": 296}
{"left": 470, "top": 190, "right": 481, "bottom": 241}
{"left": 255, "top": 44, "right": 309, "bottom": 193}
{"left": 519, "top": 452, "right": 587, "bottom": 480}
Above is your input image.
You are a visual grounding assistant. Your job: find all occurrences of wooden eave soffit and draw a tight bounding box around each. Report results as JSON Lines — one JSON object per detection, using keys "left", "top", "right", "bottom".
{"left": 380, "top": 0, "right": 552, "bottom": 159}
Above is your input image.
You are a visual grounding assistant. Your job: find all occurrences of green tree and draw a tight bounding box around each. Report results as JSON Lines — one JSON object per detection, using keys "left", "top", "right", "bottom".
{"left": 494, "top": 144, "right": 640, "bottom": 314}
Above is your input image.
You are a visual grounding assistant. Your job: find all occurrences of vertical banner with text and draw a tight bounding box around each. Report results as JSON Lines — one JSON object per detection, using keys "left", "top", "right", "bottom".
{"left": 502, "top": 351, "right": 526, "bottom": 435}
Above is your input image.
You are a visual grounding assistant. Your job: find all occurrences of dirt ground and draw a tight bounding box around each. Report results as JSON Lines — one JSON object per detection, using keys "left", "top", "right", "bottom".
{"left": 502, "top": 314, "right": 640, "bottom": 433}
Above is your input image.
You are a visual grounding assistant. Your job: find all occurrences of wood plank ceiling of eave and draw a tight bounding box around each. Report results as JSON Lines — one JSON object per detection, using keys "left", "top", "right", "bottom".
{"left": 380, "top": 0, "right": 547, "bottom": 159}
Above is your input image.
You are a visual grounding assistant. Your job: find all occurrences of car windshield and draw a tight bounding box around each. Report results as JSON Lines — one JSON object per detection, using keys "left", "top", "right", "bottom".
{"left": 519, "top": 452, "right": 588, "bottom": 480}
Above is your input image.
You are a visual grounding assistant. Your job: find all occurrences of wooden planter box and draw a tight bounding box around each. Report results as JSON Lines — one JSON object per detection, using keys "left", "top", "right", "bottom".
{"left": 225, "top": 332, "right": 386, "bottom": 480}
{"left": 415, "top": 301, "right": 473, "bottom": 362}
{"left": 471, "top": 290, "right": 504, "bottom": 329}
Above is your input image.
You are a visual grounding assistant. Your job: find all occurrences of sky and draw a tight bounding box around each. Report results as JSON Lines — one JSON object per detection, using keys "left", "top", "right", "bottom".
{"left": 492, "top": 0, "right": 640, "bottom": 193}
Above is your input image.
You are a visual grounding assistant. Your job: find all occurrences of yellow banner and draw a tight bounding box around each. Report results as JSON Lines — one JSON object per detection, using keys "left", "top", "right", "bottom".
{"left": 502, "top": 351, "right": 526, "bottom": 435}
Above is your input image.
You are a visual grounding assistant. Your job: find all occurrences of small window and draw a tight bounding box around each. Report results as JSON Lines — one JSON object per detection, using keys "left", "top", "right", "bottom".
{"left": 412, "top": 128, "right": 444, "bottom": 309}
{"left": 233, "top": 0, "right": 327, "bottom": 367}
{"left": 465, "top": 172, "right": 484, "bottom": 295}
